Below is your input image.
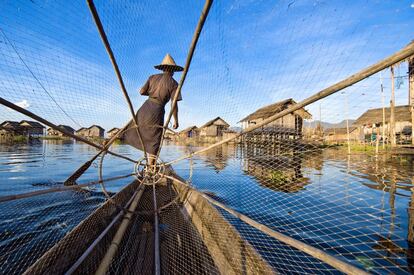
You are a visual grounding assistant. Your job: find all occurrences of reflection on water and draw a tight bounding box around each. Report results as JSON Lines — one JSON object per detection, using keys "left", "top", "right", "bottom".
{"left": 1, "top": 141, "right": 414, "bottom": 273}
{"left": 242, "top": 153, "right": 311, "bottom": 193}
{"left": 198, "top": 145, "right": 232, "bottom": 172}
{"left": 172, "top": 144, "right": 414, "bottom": 273}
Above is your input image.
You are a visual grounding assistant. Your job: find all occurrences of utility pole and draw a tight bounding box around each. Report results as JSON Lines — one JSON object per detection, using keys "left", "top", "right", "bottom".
{"left": 343, "top": 92, "right": 351, "bottom": 154}
{"left": 409, "top": 56, "right": 414, "bottom": 145}
{"left": 390, "top": 66, "right": 396, "bottom": 147}
{"left": 380, "top": 72, "right": 386, "bottom": 149}
{"left": 318, "top": 103, "right": 322, "bottom": 138}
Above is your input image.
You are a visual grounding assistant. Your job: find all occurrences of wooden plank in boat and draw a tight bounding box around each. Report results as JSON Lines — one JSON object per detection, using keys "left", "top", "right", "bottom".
{"left": 23, "top": 181, "right": 139, "bottom": 275}
{"left": 170, "top": 174, "right": 275, "bottom": 275}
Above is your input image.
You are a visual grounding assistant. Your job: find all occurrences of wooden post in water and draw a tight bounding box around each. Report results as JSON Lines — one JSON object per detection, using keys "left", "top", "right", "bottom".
{"left": 390, "top": 66, "right": 396, "bottom": 147}
{"left": 344, "top": 93, "right": 351, "bottom": 154}
{"left": 380, "top": 72, "right": 386, "bottom": 149}
{"left": 409, "top": 56, "right": 414, "bottom": 145}
{"left": 375, "top": 124, "right": 380, "bottom": 156}
{"left": 409, "top": 185, "right": 414, "bottom": 244}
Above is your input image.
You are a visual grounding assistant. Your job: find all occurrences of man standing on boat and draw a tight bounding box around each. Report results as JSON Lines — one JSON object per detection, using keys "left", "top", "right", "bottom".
{"left": 122, "top": 54, "right": 183, "bottom": 166}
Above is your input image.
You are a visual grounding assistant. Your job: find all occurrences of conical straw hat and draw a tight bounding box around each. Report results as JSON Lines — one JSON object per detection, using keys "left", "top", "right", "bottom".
{"left": 154, "top": 53, "right": 184, "bottom": 72}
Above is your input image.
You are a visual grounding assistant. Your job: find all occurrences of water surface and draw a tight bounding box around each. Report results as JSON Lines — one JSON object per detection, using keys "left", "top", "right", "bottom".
{"left": 0, "top": 140, "right": 413, "bottom": 274}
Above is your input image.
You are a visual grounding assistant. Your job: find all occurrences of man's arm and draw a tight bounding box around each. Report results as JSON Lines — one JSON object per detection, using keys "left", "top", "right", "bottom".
{"left": 172, "top": 102, "right": 179, "bottom": 129}
{"left": 140, "top": 77, "right": 151, "bottom": 95}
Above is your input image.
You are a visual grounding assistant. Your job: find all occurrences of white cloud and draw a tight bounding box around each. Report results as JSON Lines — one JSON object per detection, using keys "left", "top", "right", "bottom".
{"left": 14, "top": 100, "right": 30, "bottom": 109}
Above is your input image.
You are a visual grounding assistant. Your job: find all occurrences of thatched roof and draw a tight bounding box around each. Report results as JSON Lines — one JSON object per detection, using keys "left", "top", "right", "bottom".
{"left": 179, "top": 126, "right": 197, "bottom": 134}
{"left": 239, "top": 98, "right": 312, "bottom": 122}
{"left": 76, "top": 127, "right": 87, "bottom": 132}
{"left": 199, "top": 117, "right": 230, "bottom": 129}
{"left": 88, "top": 125, "right": 104, "bottom": 131}
{"left": 354, "top": 105, "right": 411, "bottom": 126}
{"left": 20, "top": 120, "right": 45, "bottom": 128}
{"left": 58, "top": 125, "right": 75, "bottom": 132}
{"left": 0, "top": 121, "right": 21, "bottom": 129}
{"left": 324, "top": 127, "right": 357, "bottom": 135}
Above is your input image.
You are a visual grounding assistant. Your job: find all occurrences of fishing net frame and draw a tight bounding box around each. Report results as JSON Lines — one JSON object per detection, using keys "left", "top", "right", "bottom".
{"left": 1, "top": 0, "right": 414, "bottom": 274}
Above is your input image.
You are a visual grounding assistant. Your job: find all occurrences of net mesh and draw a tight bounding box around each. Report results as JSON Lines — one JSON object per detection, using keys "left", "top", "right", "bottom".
{"left": 1, "top": 0, "right": 414, "bottom": 274}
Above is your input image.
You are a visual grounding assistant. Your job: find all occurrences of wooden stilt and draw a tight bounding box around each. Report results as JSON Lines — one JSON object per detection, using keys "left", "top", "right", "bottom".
{"left": 390, "top": 66, "right": 396, "bottom": 147}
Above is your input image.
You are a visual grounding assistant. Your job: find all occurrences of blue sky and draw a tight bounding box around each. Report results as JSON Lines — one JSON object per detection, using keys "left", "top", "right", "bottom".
{"left": 0, "top": 0, "right": 414, "bottom": 131}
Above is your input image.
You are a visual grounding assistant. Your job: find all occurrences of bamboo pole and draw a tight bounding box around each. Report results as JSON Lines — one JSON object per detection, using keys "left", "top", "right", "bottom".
{"left": 86, "top": 0, "right": 148, "bottom": 160}
{"left": 152, "top": 184, "right": 160, "bottom": 275}
{"left": 65, "top": 187, "right": 139, "bottom": 275}
{"left": 390, "top": 66, "right": 396, "bottom": 147}
{"left": 164, "top": 174, "right": 370, "bottom": 275}
{"left": 0, "top": 96, "right": 136, "bottom": 164}
{"left": 95, "top": 184, "right": 145, "bottom": 275}
{"left": 154, "top": 0, "right": 214, "bottom": 162}
{"left": 167, "top": 41, "right": 414, "bottom": 166}
{"left": 0, "top": 173, "right": 134, "bottom": 203}
{"left": 409, "top": 56, "right": 414, "bottom": 145}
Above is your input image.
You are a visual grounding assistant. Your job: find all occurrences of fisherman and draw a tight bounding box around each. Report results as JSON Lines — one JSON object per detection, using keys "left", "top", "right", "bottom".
{"left": 123, "top": 54, "right": 183, "bottom": 168}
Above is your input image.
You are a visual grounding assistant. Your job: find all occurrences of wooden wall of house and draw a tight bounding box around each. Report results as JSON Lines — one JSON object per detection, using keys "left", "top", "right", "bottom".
{"left": 198, "top": 118, "right": 230, "bottom": 137}
{"left": 108, "top": 131, "right": 119, "bottom": 138}
{"left": 362, "top": 121, "right": 411, "bottom": 135}
{"left": 24, "top": 128, "right": 44, "bottom": 136}
{"left": 324, "top": 132, "right": 361, "bottom": 143}
{"left": 76, "top": 129, "right": 89, "bottom": 137}
{"left": 88, "top": 127, "right": 104, "bottom": 137}
{"left": 200, "top": 125, "right": 218, "bottom": 136}
{"left": 245, "top": 113, "right": 304, "bottom": 134}
{"left": 0, "top": 130, "right": 14, "bottom": 143}
{"left": 47, "top": 129, "right": 57, "bottom": 136}
{"left": 179, "top": 129, "right": 197, "bottom": 139}
{"left": 48, "top": 129, "right": 68, "bottom": 136}
{"left": 222, "top": 131, "right": 238, "bottom": 141}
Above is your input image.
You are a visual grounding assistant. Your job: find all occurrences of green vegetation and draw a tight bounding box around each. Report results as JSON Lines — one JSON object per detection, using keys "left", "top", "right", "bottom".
{"left": 12, "top": 135, "right": 28, "bottom": 143}
{"left": 332, "top": 143, "right": 391, "bottom": 154}
{"left": 268, "top": 170, "right": 290, "bottom": 183}
{"left": 40, "top": 136, "right": 66, "bottom": 140}
{"left": 112, "top": 138, "right": 124, "bottom": 145}
{"left": 355, "top": 256, "right": 374, "bottom": 271}
{"left": 88, "top": 137, "right": 106, "bottom": 144}
{"left": 318, "top": 143, "right": 335, "bottom": 149}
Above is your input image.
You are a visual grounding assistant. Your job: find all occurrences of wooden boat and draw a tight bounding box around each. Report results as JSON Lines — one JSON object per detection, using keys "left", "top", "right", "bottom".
{"left": 23, "top": 169, "right": 274, "bottom": 274}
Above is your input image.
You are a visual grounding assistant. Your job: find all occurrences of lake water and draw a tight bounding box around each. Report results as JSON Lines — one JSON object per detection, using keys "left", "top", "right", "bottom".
{"left": 0, "top": 140, "right": 414, "bottom": 274}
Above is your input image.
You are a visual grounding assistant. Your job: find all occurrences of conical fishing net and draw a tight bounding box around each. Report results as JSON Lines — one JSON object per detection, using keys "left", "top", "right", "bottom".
{"left": 1, "top": 0, "right": 414, "bottom": 274}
